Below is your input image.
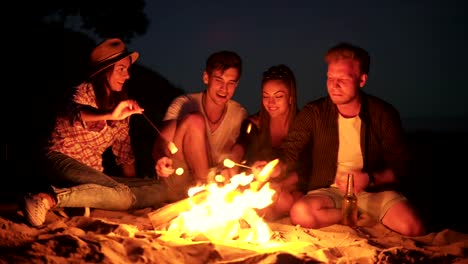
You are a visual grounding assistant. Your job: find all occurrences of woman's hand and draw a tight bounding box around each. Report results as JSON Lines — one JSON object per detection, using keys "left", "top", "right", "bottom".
{"left": 111, "top": 100, "right": 144, "bottom": 120}
{"left": 155, "top": 156, "right": 175, "bottom": 177}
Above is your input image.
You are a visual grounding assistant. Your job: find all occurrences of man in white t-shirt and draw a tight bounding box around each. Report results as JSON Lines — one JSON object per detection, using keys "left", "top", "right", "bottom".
{"left": 275, "top": 42, "right": 426, "bottom": 236}
{"left": 152, "top": 50, "right": 248, "bottom": 203}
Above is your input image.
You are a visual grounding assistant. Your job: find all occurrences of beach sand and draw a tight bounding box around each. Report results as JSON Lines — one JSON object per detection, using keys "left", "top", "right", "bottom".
{"left": 0, "top": 202, "right": 466, "bottom": 264}
{"left": 1, "top": 128, "right": 467, "bottom": 263}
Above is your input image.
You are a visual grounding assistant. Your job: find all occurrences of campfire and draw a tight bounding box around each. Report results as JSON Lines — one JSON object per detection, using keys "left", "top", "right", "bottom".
{"left": 148, "top": 159, "right": 283, "bottom": 245}
{"left": 167, "top": 173, "right": 275, "bottom": 243}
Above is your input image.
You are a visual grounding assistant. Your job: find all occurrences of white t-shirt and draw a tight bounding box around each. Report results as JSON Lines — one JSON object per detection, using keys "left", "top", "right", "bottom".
{"left": 337, "top": 114, "right": 363, "bottom": 172}
{"left": 164, "top": 92, "right": 248, "bottom": 165}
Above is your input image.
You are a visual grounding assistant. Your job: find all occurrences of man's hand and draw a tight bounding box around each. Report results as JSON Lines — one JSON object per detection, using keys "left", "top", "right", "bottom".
{"left": 335, "top": 171, "right": 370, "bottom": 193}
{"left": 251, "top": 159, "right": 281, "bottom": 181}
{"left": 251, "top": 160, "right": 268, "bottom": 178}
{"left": 155, "top": 156, "right": 175, "bottom": 177}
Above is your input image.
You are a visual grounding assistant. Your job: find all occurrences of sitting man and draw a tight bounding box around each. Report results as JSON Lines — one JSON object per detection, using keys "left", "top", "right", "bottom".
{"left": 268, "top": 42, "right": 426, "bottom": 236}
{"left": 152, "top": 50, "right": 248, "bottom": 204}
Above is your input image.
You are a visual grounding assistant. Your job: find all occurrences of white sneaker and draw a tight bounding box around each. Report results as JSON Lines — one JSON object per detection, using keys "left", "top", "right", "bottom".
{"left": 23, "top": 193, "right": 53, "bottom": 227}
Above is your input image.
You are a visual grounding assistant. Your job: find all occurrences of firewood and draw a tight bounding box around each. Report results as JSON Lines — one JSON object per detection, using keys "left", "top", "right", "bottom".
{"left": 148, "top": 190, "right": 210, "bottom": 230}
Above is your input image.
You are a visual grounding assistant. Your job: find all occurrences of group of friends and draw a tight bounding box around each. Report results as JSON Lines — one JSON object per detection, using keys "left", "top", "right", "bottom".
{"left": 22, "top": 38, "right": 426, "bottom": 237}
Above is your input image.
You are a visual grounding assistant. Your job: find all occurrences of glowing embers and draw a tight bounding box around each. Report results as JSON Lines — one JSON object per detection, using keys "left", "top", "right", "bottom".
{"left": 167, "top": 172, "right": 276, "bottom": 243}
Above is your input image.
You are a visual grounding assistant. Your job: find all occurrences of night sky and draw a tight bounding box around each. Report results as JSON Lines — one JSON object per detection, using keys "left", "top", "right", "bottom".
{"left": 90, "top": 0, "right": 466, "bottom": 129}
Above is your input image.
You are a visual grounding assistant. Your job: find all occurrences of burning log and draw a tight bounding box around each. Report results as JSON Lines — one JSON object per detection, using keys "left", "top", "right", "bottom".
{"left": 148, "top": 190, "right": 210, "bottom": 230}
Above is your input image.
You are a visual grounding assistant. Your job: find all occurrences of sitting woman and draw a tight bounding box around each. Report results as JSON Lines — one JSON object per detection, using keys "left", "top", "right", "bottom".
{"left": 22, "top": 38, "right": 148, "bottom": 227}
{"left": 237, "top": 64, "right": 305, "bottom": 221}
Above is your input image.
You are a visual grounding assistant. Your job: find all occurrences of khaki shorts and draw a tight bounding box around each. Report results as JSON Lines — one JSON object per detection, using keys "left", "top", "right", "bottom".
{"left": 305, "top": 187, "right": 407, "bottom": 221}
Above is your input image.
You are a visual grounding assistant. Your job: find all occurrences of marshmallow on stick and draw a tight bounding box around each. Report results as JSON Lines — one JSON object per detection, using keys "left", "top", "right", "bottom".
{"left": 223, "top": 158, "right": 251, "bottom": 169}
{"left": 168, "top": 141, "right": 178, "bottom": 155}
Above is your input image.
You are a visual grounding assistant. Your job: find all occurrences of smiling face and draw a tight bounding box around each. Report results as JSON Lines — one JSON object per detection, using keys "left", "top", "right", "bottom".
{"left": 203, "top": 67, "right": 240, "bottom": 106}
{"left": 262, "top": 80, "right": 291, "bottom": 118}
{"left": 107, "top": 56, "right": 132, "bottom": 92}
{"left": 326, "top": 58, "right": 367, "bottom": 106}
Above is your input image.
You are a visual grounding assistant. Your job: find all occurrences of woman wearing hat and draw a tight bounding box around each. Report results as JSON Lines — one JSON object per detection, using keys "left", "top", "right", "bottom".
{"left": 22, "top": 38, "right": 147, "bottom": 227}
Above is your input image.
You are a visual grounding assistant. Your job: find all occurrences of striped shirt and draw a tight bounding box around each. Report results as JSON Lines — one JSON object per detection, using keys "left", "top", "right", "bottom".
{"left": 279, "top": 92, "right": 410, "bottom": 191}
{"left": 47, "top": 82, "right": 135, "bottom": 172}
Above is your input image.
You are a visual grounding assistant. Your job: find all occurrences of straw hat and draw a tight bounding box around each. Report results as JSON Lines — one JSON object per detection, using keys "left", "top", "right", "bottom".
{"left": 88, "top": 38, "right": 139, "bottom": 78}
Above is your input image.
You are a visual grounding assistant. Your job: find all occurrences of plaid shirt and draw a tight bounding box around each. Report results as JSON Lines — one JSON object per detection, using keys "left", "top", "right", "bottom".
{"left": 48, "top": 82, "right": 135, "bottom": 172}
{"left": 279, "top": 92, "right": 410, "bottom": 191}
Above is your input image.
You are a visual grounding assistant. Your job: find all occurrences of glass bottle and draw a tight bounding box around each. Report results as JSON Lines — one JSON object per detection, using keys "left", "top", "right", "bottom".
{"left": 342, "top": 173, "right": 358, "bottom": 227}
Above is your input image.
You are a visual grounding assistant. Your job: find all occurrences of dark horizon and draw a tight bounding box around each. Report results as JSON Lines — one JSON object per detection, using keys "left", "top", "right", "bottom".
{"left": 402, "top": 116, "right": 468, "bottom": 133}
{"left": 117, "top": 0, "right": 467, "bottom": 124}
{"left": 62, "top": 0, "right": 468, "bottom": 130}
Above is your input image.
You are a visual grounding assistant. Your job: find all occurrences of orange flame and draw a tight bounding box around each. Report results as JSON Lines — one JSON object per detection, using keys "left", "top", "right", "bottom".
{"left": 167, "top": 171, "right": 276, "bottom": 244}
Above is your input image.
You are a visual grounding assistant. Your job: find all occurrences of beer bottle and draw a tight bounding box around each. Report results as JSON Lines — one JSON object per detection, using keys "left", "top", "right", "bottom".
{"left": 342, "top": 173, "right": 358, "bottom": 227}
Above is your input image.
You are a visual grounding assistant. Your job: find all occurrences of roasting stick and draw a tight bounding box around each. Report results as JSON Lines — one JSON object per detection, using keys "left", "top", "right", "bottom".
{"left": 141, "top": 113, "right": 178, "bottom": 154}
{"left": 223, "top": 158, "right": 279, "bottom": 191}
{"left": 141, "top": 113, "right": 184, "bottom": 177}
{"left": 213, "top": 159, "right": 251, "bottom": 183}
{"left": 223, "top": 158, "right": 251, "bottom": 169}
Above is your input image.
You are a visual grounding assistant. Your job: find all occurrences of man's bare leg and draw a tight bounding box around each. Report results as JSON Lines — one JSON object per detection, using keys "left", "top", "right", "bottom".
{"left": 172, "top": 113, "right": 211, "bottom": 184}
{"left": 290, "top": 195, "right": 342, "bottom": 228}
{"left": 381, "top": 200, "right": 426, "bottom": 236}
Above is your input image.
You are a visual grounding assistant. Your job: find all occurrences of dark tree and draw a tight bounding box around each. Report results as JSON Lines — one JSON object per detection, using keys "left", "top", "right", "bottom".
{"left": 3, "top": 1, "right": 183, "bottom": 199}
{"left": 24, "top": 0, "right": 148, "bottom": 43}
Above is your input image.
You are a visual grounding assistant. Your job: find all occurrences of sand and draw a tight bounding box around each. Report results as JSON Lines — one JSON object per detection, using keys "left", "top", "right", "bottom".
{"left": 0, "top": 204, "right": 466, "bottom": 264}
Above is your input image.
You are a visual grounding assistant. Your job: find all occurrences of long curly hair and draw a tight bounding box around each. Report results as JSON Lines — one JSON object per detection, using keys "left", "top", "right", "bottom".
{"left": 257, "top": 64, "right": 298, "bottom": 148}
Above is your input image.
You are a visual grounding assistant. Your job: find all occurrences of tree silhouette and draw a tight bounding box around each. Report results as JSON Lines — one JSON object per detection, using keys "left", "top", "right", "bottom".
{"left": 26, "top": 0, "right": 148, "bottom": 43}
{"left": 3, "top": 1, "right": 184, "bottom": 200}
